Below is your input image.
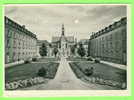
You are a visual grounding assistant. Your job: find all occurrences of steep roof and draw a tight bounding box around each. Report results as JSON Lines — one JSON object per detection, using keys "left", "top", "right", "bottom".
{"left": 52, "top": 37, "right": 60, "bottom": 43}
{"left": 52, "top": 36, "right": 74, "bottom": 43}
{"left": 66, "top": 36, "right": 74, "bottom": 43}
{"left": 5, "top": 16, "right": 37, "bottom": 39}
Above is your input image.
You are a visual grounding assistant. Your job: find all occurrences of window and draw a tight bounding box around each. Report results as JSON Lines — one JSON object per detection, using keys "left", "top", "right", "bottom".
{"left": 8, "top": 31, "right": 12, "bottom": 38}
{"left": 13, "top": 40, "right": 16, "bottom": 48}
{"left": 7, "top": 39, "right": 11, "bottom": 48}
{"left": 110, "top": 34, "right": 112, "bottom": 40}
{"left": 6, "top": 19, "right": 8, "bottom": 24}
{"left": 115, "top": 41, "right": 120, "bottom": 52}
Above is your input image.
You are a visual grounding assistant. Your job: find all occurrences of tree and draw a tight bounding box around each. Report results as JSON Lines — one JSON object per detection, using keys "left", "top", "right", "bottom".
{"left": 37, "top": 67, "right": 47, "bottom": 77}
{"left": 77, "top": 43, "right": 86, "bottom": 58}
{"left": 53, "top": 47, "right": 58, "bottom": 57}
{"left": 87, "top": 40, "right": 90, "bottom": 57}
{"left": 49, "top": 43, "right": 52, "bottom": 48}
{"left": 39, "top": 43, "right": 47, "bottom": 57}
{"left": 71, "top": 44, "right": 77, "bottom": 55}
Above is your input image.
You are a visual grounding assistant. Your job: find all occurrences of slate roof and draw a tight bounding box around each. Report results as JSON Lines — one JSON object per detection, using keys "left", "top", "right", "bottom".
{"left": 52, "top": 36, "right": 74, "bottom": 43}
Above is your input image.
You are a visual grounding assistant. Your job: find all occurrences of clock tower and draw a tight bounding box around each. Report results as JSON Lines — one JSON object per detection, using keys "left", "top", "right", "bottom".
{"left": 60, "top": 24, "right": 67, "bottom": 57}
{"left": 62, "top": 24, "right": 65, "bottom": 36}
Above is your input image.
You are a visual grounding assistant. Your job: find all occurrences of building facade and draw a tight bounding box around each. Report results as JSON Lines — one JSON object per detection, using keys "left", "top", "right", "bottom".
{"left": 5, "top": 16, "right": 37, "bottom": 64}
{"left": 51, "top": 24, "right": 76, "bottom": 57}
{"left": 89, "top": 17, "right": 127, "bottom": 65}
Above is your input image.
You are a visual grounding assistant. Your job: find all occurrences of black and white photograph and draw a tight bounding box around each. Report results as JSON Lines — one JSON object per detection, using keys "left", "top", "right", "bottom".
{"left": 4, "top": 4, "right": 130, "bottom": 96}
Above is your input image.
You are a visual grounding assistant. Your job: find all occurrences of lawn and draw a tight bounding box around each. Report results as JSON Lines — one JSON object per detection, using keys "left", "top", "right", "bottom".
{"left": 69, "top": 62, "right": 126, "bottom": 83}
{"left": 38, "top": 57, "right": 60, "bottom": 62}
{"left": 5, "top": 62, "right": 59, "bottom": 83}
{"left": 67, "top": 57, "right": 87, "bottom": 61}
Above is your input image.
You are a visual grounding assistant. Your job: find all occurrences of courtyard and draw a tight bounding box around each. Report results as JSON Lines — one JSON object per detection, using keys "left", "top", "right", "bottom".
{"left": 4, "top": 5, "right": 127, "bottom": 91}
{"left": 5, "top": 57, "right": 126, "bottom": 90}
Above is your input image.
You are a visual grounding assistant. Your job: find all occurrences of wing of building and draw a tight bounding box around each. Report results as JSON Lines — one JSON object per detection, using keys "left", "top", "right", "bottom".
{"left": 5, "top": 16, "right": 37, "bottom": 64}
{"left": 89, "top": 17, "right": 127, "bottom": 65}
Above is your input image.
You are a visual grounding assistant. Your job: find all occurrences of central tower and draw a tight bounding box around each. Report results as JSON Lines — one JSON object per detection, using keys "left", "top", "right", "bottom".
{"left": 60, "top": 24, "right": 67, "bottom": 57}
{"left": 62, "top": 24, "right": 65, "bottom": 36}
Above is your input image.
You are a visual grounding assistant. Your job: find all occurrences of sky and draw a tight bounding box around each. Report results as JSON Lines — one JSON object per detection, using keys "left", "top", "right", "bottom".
{"left": 5, "top": 4, "right": 127, "bottom": 42}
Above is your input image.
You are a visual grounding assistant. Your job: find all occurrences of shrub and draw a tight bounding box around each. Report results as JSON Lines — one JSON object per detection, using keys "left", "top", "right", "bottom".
{"left": 37, "top": 67, "right": 47, "bottom": 77}
{"left": 39, "top": 43, "right": 47, "bottom": 57}
{"left": 77, "top": 43, "right": 86, "bottom": 58}
{"left": 94, "top": 58, "right": 100, "bottom": 63}
{"left": 24, "top": 60, "right": 30, "bottom": 64}
{"left": 84, "top": 67, "right": 94, "bottom": 76}
{"left": 32, "top": 58, "right": 37, "bottom": 62}
{"left": 87, "top": 57, "right": 93, "bottom": 61}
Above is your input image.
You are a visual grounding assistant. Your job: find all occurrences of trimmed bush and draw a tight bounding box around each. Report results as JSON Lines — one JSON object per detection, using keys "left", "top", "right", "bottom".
{"left": 94, "top": 58, "right": 100, "bottom": 63}
{"left": 84, "top": 67, "right": 94, "bottom": 76}
{"left": 37, "top": 67, "right": 47, "bottom": 77}
{"left": 24, "top": 60, "right": 30, "bottom": 64}
{"left": 87, "top": 57, "right": 93, "bottom": 61}
{"left": 32, "top": 58, "right": 37, "bottom": 62}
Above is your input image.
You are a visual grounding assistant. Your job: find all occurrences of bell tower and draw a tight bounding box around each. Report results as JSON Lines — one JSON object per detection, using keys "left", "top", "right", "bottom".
{"left": 62, "top": 24, "right": 65, "bottom": 36}
{"left": 60, "top": 24, "right": 67, "bottom": 57}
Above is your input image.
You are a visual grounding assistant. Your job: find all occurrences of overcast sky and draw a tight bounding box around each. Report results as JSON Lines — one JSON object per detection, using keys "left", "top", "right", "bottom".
{"left": 5, "top": 4, "right": 127, "bottom": 42}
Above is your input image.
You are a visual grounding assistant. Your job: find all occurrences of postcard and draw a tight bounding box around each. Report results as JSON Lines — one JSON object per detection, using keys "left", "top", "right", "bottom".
{"left": 3, "top": 4, "right": 131, "bottom": 97}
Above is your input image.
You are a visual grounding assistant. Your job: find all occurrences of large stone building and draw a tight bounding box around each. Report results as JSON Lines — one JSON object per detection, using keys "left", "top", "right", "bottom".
{"left": 89, "top": 17, "right": 127, "bottom": 65}
{"left": 51, "top": 24, "right": 76, "bottom": 57}
{"left": 5, "top": 16, "right": 37, "bottom": 64}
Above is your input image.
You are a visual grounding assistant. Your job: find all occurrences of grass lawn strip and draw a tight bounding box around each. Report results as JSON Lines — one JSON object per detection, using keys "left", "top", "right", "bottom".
{"left": 69, "top": 62, "right": 126, "bottom": 89}
{"left": 5, "top": 62, "right": 59, "bottom": 83}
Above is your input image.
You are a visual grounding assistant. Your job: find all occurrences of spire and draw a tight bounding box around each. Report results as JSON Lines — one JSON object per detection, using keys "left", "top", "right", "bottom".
{"left": 62, "top": 24, "right": 65, "bottom": 36}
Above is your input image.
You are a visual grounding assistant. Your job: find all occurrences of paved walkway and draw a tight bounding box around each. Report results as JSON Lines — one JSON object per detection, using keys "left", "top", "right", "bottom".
{"left": 101, "top": 61, "right": 126, "bottom": 70}
{"left": 23, "top": 57, "right": 118, "bottom": 90}
{"left": 68, "top": 60, "right": 126, "bottom": 70}
{"left": 5, "top": 60, "right": 24, "bottom": 68}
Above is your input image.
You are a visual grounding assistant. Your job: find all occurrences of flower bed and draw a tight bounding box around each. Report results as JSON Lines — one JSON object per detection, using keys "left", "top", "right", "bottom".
{"left": 5, "top": 77, "right": 45, "bottom": 90}
{"left": 83, "top": 76, "right": 126, "bottom": 89}
{"left": 69, "top": 63, "right": 85, "bottom": 78}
